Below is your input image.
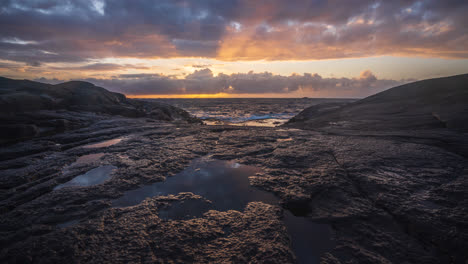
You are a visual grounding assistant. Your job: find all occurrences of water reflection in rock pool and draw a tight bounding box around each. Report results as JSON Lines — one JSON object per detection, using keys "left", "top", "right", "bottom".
{"left": 112, "top": 158, "right": 275, "bottom": 210}
{"left": 55, "top": 165, "right": 116, "bottom": 190}
{"left": 83, "top": 138, "right": 123, "bottom": 148}
{"left": 158, "top": 199, "right": 213, "bottom": 221}
{"left": 73, "top": 153, "right": 105, "bottom": 164}
{"left": 113, "top": 158, "right": 334, "bottom": 263}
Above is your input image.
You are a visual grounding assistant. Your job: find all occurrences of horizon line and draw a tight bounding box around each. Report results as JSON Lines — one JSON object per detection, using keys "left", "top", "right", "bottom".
{"left": 126, "top": 95, "right": 361, "bottom": 99}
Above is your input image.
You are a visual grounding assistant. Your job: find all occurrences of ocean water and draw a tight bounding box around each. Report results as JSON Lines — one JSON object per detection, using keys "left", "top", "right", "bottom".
{"left": 155, "top": 98, "right": 354, "bottom": 127}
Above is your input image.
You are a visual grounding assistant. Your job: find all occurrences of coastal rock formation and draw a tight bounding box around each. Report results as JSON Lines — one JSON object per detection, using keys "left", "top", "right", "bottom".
{"left": 286, "top": 74, "right": 468, "bottom": 132}
{"left": 0, "top": 75, "right": 467, "bottom": 263}
{"left": 0, "top": 77, "right": 200, "bottom": 143}
{"left": 3, "top": 192, "right": 293, "bottom": 263}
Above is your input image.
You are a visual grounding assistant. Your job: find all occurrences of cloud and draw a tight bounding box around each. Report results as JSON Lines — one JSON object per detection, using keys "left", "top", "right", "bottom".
{"left": 34, "top": 69, "right": 408, "bottom": 98}
{"left": 191, "top": 64, "right": 213, "bottom": 68}
{"left": 186, "top": 68, "right": 215, "bottom": 79}
{"left": 26, "top": 61, "right": 41, "bottom": 67}
{"left": 33, "top": 76, "right": 64, "bottom": 84}
{"left": 359, "top": 70, "right": 376, "bottom": 80}
{"left": 116, "top": 73, "right": 162, "bottom": 79}
{"left": 49, "top": 63, "right": 149, "bottom": 71}
{"left": 0, "top": 0, "right": 466, "bottom": 64}
{"left": 218, "top": 0, "right": 468, "bottom": 60}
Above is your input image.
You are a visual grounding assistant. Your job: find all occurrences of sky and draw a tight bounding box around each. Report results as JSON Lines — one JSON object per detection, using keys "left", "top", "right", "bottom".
{"left": 0, "top": 0, "right": 467, "bottom": 98}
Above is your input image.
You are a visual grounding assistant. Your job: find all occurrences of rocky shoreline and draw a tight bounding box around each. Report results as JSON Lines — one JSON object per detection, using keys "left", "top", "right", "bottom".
{"left": 1, "top": 76, "right": 467, "bottom": 263}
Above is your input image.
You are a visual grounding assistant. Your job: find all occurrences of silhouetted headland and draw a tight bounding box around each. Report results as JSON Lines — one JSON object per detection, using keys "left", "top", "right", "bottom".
{"left": 287, "top": 74, "right": 468, "bottom": 131}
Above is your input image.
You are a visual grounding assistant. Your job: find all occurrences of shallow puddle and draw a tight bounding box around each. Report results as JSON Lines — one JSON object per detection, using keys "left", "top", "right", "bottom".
{"left": 276, "top": 128, "right": 302, "bottom": 132}
{"left": 112, "top": 158, "right": 334, "bottom": 263}
{"left": 277, "top": 137, "right": 293, "bottom": 142}
{"left": 61, "top": 153, "right": 106, "bottom": 175}
{"left": 112, "top": 159, "right": 276, "bottom": 210}
{"left": 74, "top": 153, "right": 105, "bottom": 164}
{"left": 203, "top": 118, "right": 289, "bottom": 127}
{"left": 54, "top": 165, "right": 116, "bottom": 190}
{"left": 83, "top": 138, "right": 124, "bottom": 148}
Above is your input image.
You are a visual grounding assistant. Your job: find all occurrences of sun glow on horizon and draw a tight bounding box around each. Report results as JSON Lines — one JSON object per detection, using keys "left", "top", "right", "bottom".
{"left": 127, "top": 93, "right": 232, "bottom": 99}
{"left": 125, "top": 89, "right": 329, "bottom": 99}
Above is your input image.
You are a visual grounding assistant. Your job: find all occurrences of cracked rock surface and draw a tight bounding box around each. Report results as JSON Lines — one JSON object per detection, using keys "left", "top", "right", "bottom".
{"left": 1, "top": 115, "right": 466, "bottom": 263}
{"left": 1, "top": 73, "right": 468, "bottom": 264}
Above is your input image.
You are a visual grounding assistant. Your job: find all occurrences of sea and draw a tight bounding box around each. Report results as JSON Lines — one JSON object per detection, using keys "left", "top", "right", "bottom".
{"left": 154, "top": 98, "right": 355, "bottom": 126}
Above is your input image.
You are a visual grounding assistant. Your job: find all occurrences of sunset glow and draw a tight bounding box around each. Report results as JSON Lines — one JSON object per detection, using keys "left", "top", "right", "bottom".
{"left": 127, "top": 93, "right": 232, "bottom": 99}
{"left": 0, "top": 0, "right": 467, "bottom": 98}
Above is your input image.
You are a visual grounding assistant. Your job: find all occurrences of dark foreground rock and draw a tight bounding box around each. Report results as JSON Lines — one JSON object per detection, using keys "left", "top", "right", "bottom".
{"left": 4, "top": 193, "right": 293, "bottom": 263}
{"left": 0, "top": 77, "right": 200, "bottom": 143}
{"left": 0, "top": 74, "right": 467, "bottom": 263}
{"left": 0, "top": 118, "right": 466, "bottom": 263}
{"left": 0, "top": 118, "right": 296, "bottom": 263}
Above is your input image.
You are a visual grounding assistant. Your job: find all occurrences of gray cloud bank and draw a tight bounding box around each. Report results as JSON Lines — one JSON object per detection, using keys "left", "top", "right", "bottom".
{"left": 36, "top": 69, "right": 411, "bottom": 98}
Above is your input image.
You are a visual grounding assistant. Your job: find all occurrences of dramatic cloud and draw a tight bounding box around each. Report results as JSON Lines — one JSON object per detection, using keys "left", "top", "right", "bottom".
{"left": 0, "top": 0, "right": 467, "bottom": 65}
{"left": 1, "top": 0, "right": 466, "bottom": 97}
{"left": 37, "top": 69, "right": 407, "bottom": 98}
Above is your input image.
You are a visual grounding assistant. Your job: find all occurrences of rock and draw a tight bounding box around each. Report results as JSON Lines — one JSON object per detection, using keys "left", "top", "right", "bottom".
{"left": 0, "top": 124, "right": 39, "bottom": 140}
{"left": 0, "top": 74, "right": 467, "bottom": 263}
{"left": 0, "top": 77, "right": 201, "bottom": 143}
{"left": 286, "top": 74, "right": 468, "bottom": 132}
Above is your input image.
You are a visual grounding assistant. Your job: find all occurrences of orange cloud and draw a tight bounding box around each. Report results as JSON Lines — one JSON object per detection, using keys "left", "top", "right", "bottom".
{"left": 217, "top": 20, "right": 468, "bottom": 60}
{"left": 1, "top": 0, "right": 467, "bottom": 66}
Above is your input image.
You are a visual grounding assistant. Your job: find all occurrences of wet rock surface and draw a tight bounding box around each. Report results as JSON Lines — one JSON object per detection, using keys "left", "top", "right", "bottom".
{"left": 0, "top": 118, "right": 466, "bottom": 263}
{"left": 5, "top": 193, "right": 293, "bottom": 263}
{"left": 0, "top": 75, "right": 467, "bottom": 263}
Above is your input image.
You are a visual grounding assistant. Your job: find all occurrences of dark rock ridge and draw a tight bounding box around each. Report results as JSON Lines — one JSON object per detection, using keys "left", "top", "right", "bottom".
{"left": 0, "top": 77, "right": 200, "bottom": 143}
{"left": 287, "top": 74, "right": 468, "bottom": 132}
{"left": 286, "top": 74, "right": 468, "bottom": 158}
